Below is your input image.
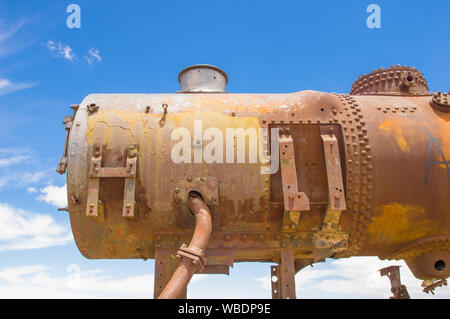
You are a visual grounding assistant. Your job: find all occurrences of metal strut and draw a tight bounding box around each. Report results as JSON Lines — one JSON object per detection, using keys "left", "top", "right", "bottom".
{"left": 271, "top": 250, "right": 297, "bottom": 299}
{"left": 312, "top": 125, "right": 348, "bottom": 261}
{"left": 278, "top": 127, "right": 310, "bottom": 231}
{"left": 379, "top": 266, "right": 410, "bottom": 299}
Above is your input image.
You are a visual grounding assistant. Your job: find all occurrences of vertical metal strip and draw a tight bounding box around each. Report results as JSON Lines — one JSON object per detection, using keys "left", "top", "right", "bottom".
{"left": 86, "top": 177, "right": 100, "bottom": 217}
{"left": 271, "top": 265, "right": 281, "bottom": 299}
{"left": 278, "top": 127, "right": 310, "bottom": 231}
{"left": 320, "top": 126, "right": 346, "bottom": 212}
{"left": 280, "top": 250, "right": 296, "bottom": 299}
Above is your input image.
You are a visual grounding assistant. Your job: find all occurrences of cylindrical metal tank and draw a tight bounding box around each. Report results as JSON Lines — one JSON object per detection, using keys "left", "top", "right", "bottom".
{"left": 59, "top": 65, "right": 450, "bottom": 297}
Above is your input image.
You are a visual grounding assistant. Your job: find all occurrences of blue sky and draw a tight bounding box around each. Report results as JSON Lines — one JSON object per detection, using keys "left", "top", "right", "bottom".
{"left": 0, "top": 0, "right": 449, "bottom": 298}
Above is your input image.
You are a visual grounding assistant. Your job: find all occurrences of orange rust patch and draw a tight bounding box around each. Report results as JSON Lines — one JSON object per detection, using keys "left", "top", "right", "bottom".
{"left": 368, "top": 203, "right": 437, "bottom": 245}
{"left": 379, "top": 120, "right": 410, "bottom": 152}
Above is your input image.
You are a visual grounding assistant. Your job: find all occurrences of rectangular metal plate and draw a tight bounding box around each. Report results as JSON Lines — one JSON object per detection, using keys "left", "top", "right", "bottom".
{"left": 86, "top": 177, "right": 100, "bottom": 217}
{"left": 320, "top": 126, "right": 346, "bottom": 211}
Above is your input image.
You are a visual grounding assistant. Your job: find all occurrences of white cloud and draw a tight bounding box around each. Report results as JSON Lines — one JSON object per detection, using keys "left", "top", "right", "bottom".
{"left": 46, "top": 40, "right": 77, "bottom": 61}
{"left": 0, "top": 19, "right": 27, "bottom": 58}
{"left": 0, "top": 168, "right": 51, "bottom": 191}
{"left": 0, "top": 150, "right": 30, "bottom": 167}
{"left": 0, "top": 148, "right": 52, "bottom": 191}
{"left": 0, "top": 263, "right": 209, "bottom": 299}
{"left": 37, "top": 184, "right": 67, "bottom": 208}
{"left": 0, "top": 264, "right": 155, "bottom": 299}
{"left": 0, "top": 203, "right": 73, "bottom": 252}
{"left": 0, "top": 20, "right": 26, "bottom": 44}
{"left": 84, "top": 48, "right": 102, "bottom": 65}
{"left": 0, "top": 78, "right": 36, "bottom": 96}
{"left": 255, "top": 257, "right": 450, "bottom": 299}
{"left": 27, "top": 187, "right": 37, "bottom": 193}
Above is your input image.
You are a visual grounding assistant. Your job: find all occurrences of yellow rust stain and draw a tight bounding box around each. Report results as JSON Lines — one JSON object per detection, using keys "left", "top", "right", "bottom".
{"left": 379, "top": 120, "right": 410, "bottom": 152}
{"left": 378, "top": 114, "right": 450, "bottom": 170}
{"left": 167, "top": 110, "right": 261, "bottom": 129}
{"left": 434, "top": 116, "right": 450, "bottom": 169}
{"left": 87, "top": 110, "right": 148, "bottom": 146}
{"left": 367, "top": 203, "right": 437, "bottom": 245}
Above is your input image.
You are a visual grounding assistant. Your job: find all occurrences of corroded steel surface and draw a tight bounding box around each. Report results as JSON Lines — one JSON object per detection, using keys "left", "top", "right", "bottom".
{"left": 61, "top": 65, "right": 450, "bottom": 297}
{"left": 350, "top": 65, "right": 429, "bottom": 95}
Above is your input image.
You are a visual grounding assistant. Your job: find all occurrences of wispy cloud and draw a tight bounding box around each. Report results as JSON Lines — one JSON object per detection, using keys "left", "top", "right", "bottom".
{"left": 0, "top": 149, "right": 31, "bottom": 167}
{"left": 0, "top": 148, "right": 52, "bottom": 191}
{"left": 27, "top": 187, "right": 37, "bottom": 193}
{"left": 0, "top": 78, "right": 36, "bottom": 96}
{"left": 0, "top": 20, "right": 37, "bottom": 94}
{"left": 84, "top": 48, "right": 102, "bottom": 65}
{"left": 0, "top": 20, "right": 26, "bottom": 43}
{"left": 36, "top": 184, "right": 67, "bottom": 208}
{"left": 0, "top": 19, "right": 27, "bottom": 58}
{"left": 46, "top": 40, "right": 77, "bottom": 61}
{"left": 0, "top": 264, "right": 155, "bottom": 298}
{"left": 0, "top": 263, "right": 209, "bottom": 299}
{"left": 0, "top": 203, "right": 73, "bottom": 252}
{"left": 45, "top": 41, "right": 102, "bottom": 65}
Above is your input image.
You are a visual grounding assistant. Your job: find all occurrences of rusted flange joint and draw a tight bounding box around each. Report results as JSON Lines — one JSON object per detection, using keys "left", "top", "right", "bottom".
{"left": 176, "top": 244, "right": 207, "bottom": 272}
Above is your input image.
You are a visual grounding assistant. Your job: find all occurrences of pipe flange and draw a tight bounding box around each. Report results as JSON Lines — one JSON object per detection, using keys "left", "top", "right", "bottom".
{"left": 176, "top": 244, "right": 207, "bottom": 271}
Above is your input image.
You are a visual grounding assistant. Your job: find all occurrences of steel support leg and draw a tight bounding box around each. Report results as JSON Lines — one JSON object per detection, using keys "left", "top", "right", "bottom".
{"left": 154, "top": 250, "right": 187, "bottom": 299}
{"left": 271, "top": 250, "right": 296, "bottom": 299}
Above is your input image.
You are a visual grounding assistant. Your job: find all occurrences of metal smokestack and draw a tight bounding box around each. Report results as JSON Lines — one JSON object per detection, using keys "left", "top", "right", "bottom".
{"left": 178, "top": 64, "right": 228, "bottom": 93}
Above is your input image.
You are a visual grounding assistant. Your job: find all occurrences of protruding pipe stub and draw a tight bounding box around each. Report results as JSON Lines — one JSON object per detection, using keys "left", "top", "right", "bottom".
{"left": 178, "top": 64, "right": 228, "bottom": 93}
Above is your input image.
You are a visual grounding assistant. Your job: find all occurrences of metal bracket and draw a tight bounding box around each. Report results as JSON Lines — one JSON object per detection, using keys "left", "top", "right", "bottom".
{"left": 174, "top": 177, "right": 219, "bottom": 206}
{"left": 423, "top": 278, "right": 448, "bottom": 295}
{"left": 312, "top": 126, "right": 348, "bottom": 259}
{"left": 379, "top": 266, "right": 410, "bottom": 299}
{"left": 56, "top": 115, "right": 74, "bottom": 175}
{"left": 271, "top": 251, "right": 296, "bottom": 299}
{"left": 279, "top": 128, "right": 310, "bottom": 231}
{"left": 86, "top": 144, "right": 138, "bottom": 218}
{"left": 320, "top": 125, "right": 346, "bottom": 213}
{"left": 271, "top": 265, "right": 281, "bottom": 299}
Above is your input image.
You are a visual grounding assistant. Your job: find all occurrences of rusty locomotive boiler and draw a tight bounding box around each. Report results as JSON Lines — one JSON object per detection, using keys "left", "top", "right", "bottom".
{"left": 57, "top": 64, "right": 450, "bottom": 298}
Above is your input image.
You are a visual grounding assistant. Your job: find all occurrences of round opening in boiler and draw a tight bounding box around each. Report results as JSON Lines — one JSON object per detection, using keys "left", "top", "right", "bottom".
{"left": 434, "top": 260, "right": 446, "bottom": 271}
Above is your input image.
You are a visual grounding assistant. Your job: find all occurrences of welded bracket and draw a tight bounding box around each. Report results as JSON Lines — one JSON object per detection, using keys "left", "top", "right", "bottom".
{"left": 86, "top": 144, "right": 138, "bottom": 218}
{"left": 379, "top": 266, "right": 410, "bottom": 299}
{"left": 312, "top": 126, "right": 348, "bottom": 260}
{"left": 271, "top": 250, "right": 296, "bottom": 299}
{"left": 279, "top": 128, "right": 310, "bottom": 231}
{"left": 320, "top": 125, "right": 346, "bottom": 213}
{"left": 56, "top": 116, "right": 74, "bottom": 175}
